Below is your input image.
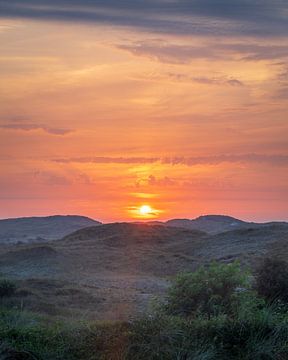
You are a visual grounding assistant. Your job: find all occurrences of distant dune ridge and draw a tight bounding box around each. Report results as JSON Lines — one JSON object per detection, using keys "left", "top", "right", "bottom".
{"left": 0, "top": 215, "right": 287, "bottom": 320}
{"left": 0, "top": 214, "right": 287, "bottom": 245}
{"left": 0, "top": 215, "right": 101, "bottom": 244}
{"left": 137, "top": 214, "right": 287, "bottom": 234}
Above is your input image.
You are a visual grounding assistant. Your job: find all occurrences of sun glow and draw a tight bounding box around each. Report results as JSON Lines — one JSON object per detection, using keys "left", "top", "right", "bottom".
{"left": 128, "top": 203, "right": 162, "bottom": 219}
{"left": 139, "top": 205, "right": 153, "bottom": 215}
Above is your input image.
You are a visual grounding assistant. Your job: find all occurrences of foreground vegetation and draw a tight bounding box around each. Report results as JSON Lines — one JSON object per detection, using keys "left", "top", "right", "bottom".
{"left": 1, "top": 258, "right": 288, "bottom": 359}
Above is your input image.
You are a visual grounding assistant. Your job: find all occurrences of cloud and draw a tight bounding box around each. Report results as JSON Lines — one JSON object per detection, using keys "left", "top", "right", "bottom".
{"left": 273, "top": 86, "right": 288, "bottom": 99}
{"left": 223, "top": 44, "right": 288, "bottom": 61}
{"left": 118, "top": 40, "right": 288, "bottom": 64}
{"left": 278, "top": 68, "right": 288, "bottom": 81}
{"left": 0, "top": 123, "right": 73, "bottom": 135}
{"left": 51, "top": 154, "right": 288, "bottom": 166}
{"left": 167, "top": 72, "right": 244, "bottom": 86}
{"left": 53, "top": 156, "right": 159, "bottom": 164}
{"left": 136, "top": 175, "right": 177, "bottom": 187}
{"left": 271, "top": 65, "right": 288, "bottom": 99}
{"left": 163, "top": 154, "right": 288, "bottom": 166}
{"left": 0, "top": 1, "right": 287, "bottom": 37}
{"left": 32, "top": 170, "right": 71, "bottom": 186}
{"left": 118, "top": 41, "right": 219, "bottom": 64}
{"left": 227, "top": 79, "right": 243, "bottom": 86}
{"left": 0, "top": 23, "right": 18, "bottom": 33}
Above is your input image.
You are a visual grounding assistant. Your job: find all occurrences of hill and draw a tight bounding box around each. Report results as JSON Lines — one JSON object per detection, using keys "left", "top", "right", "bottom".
{"left": 163, "top": 215, "right": 288, "bottom": 234}
{"left": 141, "top": 215, "right": 285, "bottom": 234}
{"left": 0, "top": 215, "right": 101, "bottom": 244}
{"left": 0, "top": 222, "right": 288, "bottom": 321}
{"left": 166, "top": 215, "right": 250, "bottom": 234}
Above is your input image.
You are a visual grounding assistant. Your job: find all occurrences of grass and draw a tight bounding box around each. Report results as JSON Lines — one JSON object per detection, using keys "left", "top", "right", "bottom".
{"left": 1, "top": 260, "right": 288, "bottom": 359}
{"left": 0, "top": 306, "right": 130, "bottom": 359}
{"left": 0, "top": 279, "right": 16, "bottom": 298}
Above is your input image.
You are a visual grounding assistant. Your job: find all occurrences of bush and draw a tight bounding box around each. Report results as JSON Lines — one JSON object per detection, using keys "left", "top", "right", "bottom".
{"left": 165, "top": 261, "right": 251, "bottom": 318}
{"left": 255, "top": 258, "right": 288, "bottom": 303}
{"left": 0, "top": 279, "right": 16, "bottom": 298}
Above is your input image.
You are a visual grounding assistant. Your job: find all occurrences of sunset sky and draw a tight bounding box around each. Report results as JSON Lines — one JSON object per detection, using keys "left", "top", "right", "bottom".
{"left": 0, "top": 1, "right": 287, "bottom": 222}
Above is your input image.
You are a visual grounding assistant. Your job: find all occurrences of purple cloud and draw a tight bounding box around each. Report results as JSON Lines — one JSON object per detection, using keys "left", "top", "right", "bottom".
{"left": 0, "top": 123, "right": 73, "bottom": 136}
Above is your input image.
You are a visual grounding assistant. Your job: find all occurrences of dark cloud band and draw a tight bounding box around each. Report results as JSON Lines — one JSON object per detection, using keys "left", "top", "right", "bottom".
{"left": 0, "top": 0, "right": 287, "bottom": 37}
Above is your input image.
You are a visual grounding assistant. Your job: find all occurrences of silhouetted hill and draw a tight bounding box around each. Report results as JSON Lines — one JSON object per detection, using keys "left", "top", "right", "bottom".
{"left": 141, "top": 215, "right": 287, "bottom": 235}
{"left": 192, "top": 223, "right": 288, "bottom": 263}
{"left": 166, "top": 215, "right": 253, "bottom": 234}
{"left": 0, "top": 215, "right": 101, "bottom": 244}
{"left": 62, "top": 222, "right": 206, "bottom": 245}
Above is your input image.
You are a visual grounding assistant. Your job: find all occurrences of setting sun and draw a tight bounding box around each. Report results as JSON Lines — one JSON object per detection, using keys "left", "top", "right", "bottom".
{"left": 139, "top": 205, "right": 153, "bottom": 216}
{"left": 128, "top": 204, "right": 162, "bottom": 219}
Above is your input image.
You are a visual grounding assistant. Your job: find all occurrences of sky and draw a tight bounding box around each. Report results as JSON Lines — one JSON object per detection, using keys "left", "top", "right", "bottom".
{"left": 0, "top": 0, "right": 287, "bottom": 222}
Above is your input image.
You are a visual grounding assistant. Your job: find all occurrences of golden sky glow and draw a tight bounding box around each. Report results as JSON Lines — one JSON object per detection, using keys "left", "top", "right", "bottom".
{"left": 0, "top": 3, "right": 287, "bottom": 222}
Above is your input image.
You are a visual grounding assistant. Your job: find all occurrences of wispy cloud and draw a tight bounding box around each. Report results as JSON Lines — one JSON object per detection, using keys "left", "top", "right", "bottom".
{"left": 51, "top": 154, "right": 288, "bottom": 166}
{"left": 52, "top": 156, "right": 159, "bottom": 164}
{"left": 167, "top": 72, "right": 244, "bottom": 86}
{"left": 0, "top": 123, "right": 73, "bottom": 135}
{"left": 136, "top": 175, "right": 177, "bottom": 187}
{"left": 273, "top": 66, "right": 288, "bottom": 99}
{"left": 118, "top": 41, "right": 219, "bottom": 64}
{"left": 273, "top": 86, "right": 288, "bottom": 99}
{"left": 118, "top": 40, "right": 288, "bottom": 64}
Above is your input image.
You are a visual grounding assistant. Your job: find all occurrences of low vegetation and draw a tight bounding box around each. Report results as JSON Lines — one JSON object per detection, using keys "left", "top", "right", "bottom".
{"left": 165, "top": 261, "right": 251, "bottom": 318}
{"left": 0, "top": 278, "right": 16, "bottom": 298}
{"left": 1, "top": 259, "right": 288, "bottom": 359}
{"left": 255, "top": 257, "right": 288, "bottom": 303}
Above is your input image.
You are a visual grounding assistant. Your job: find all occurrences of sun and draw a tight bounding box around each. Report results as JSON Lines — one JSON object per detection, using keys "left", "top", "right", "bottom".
{"left": 129, "top": 204, "right": 161, "bottom": 219}
{"left": 139, "top": 205, "right": 153, "bottom": 216}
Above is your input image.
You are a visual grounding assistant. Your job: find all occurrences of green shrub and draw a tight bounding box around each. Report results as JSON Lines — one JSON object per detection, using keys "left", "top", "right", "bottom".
{"left": 165, "top": 261, "right": 251, "bottom": 318}
{"left": 255, "top": 258, "right": 288, "bottom": 303}
{"left": 0, "top": 279, "right": 16, "bottom": 298}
